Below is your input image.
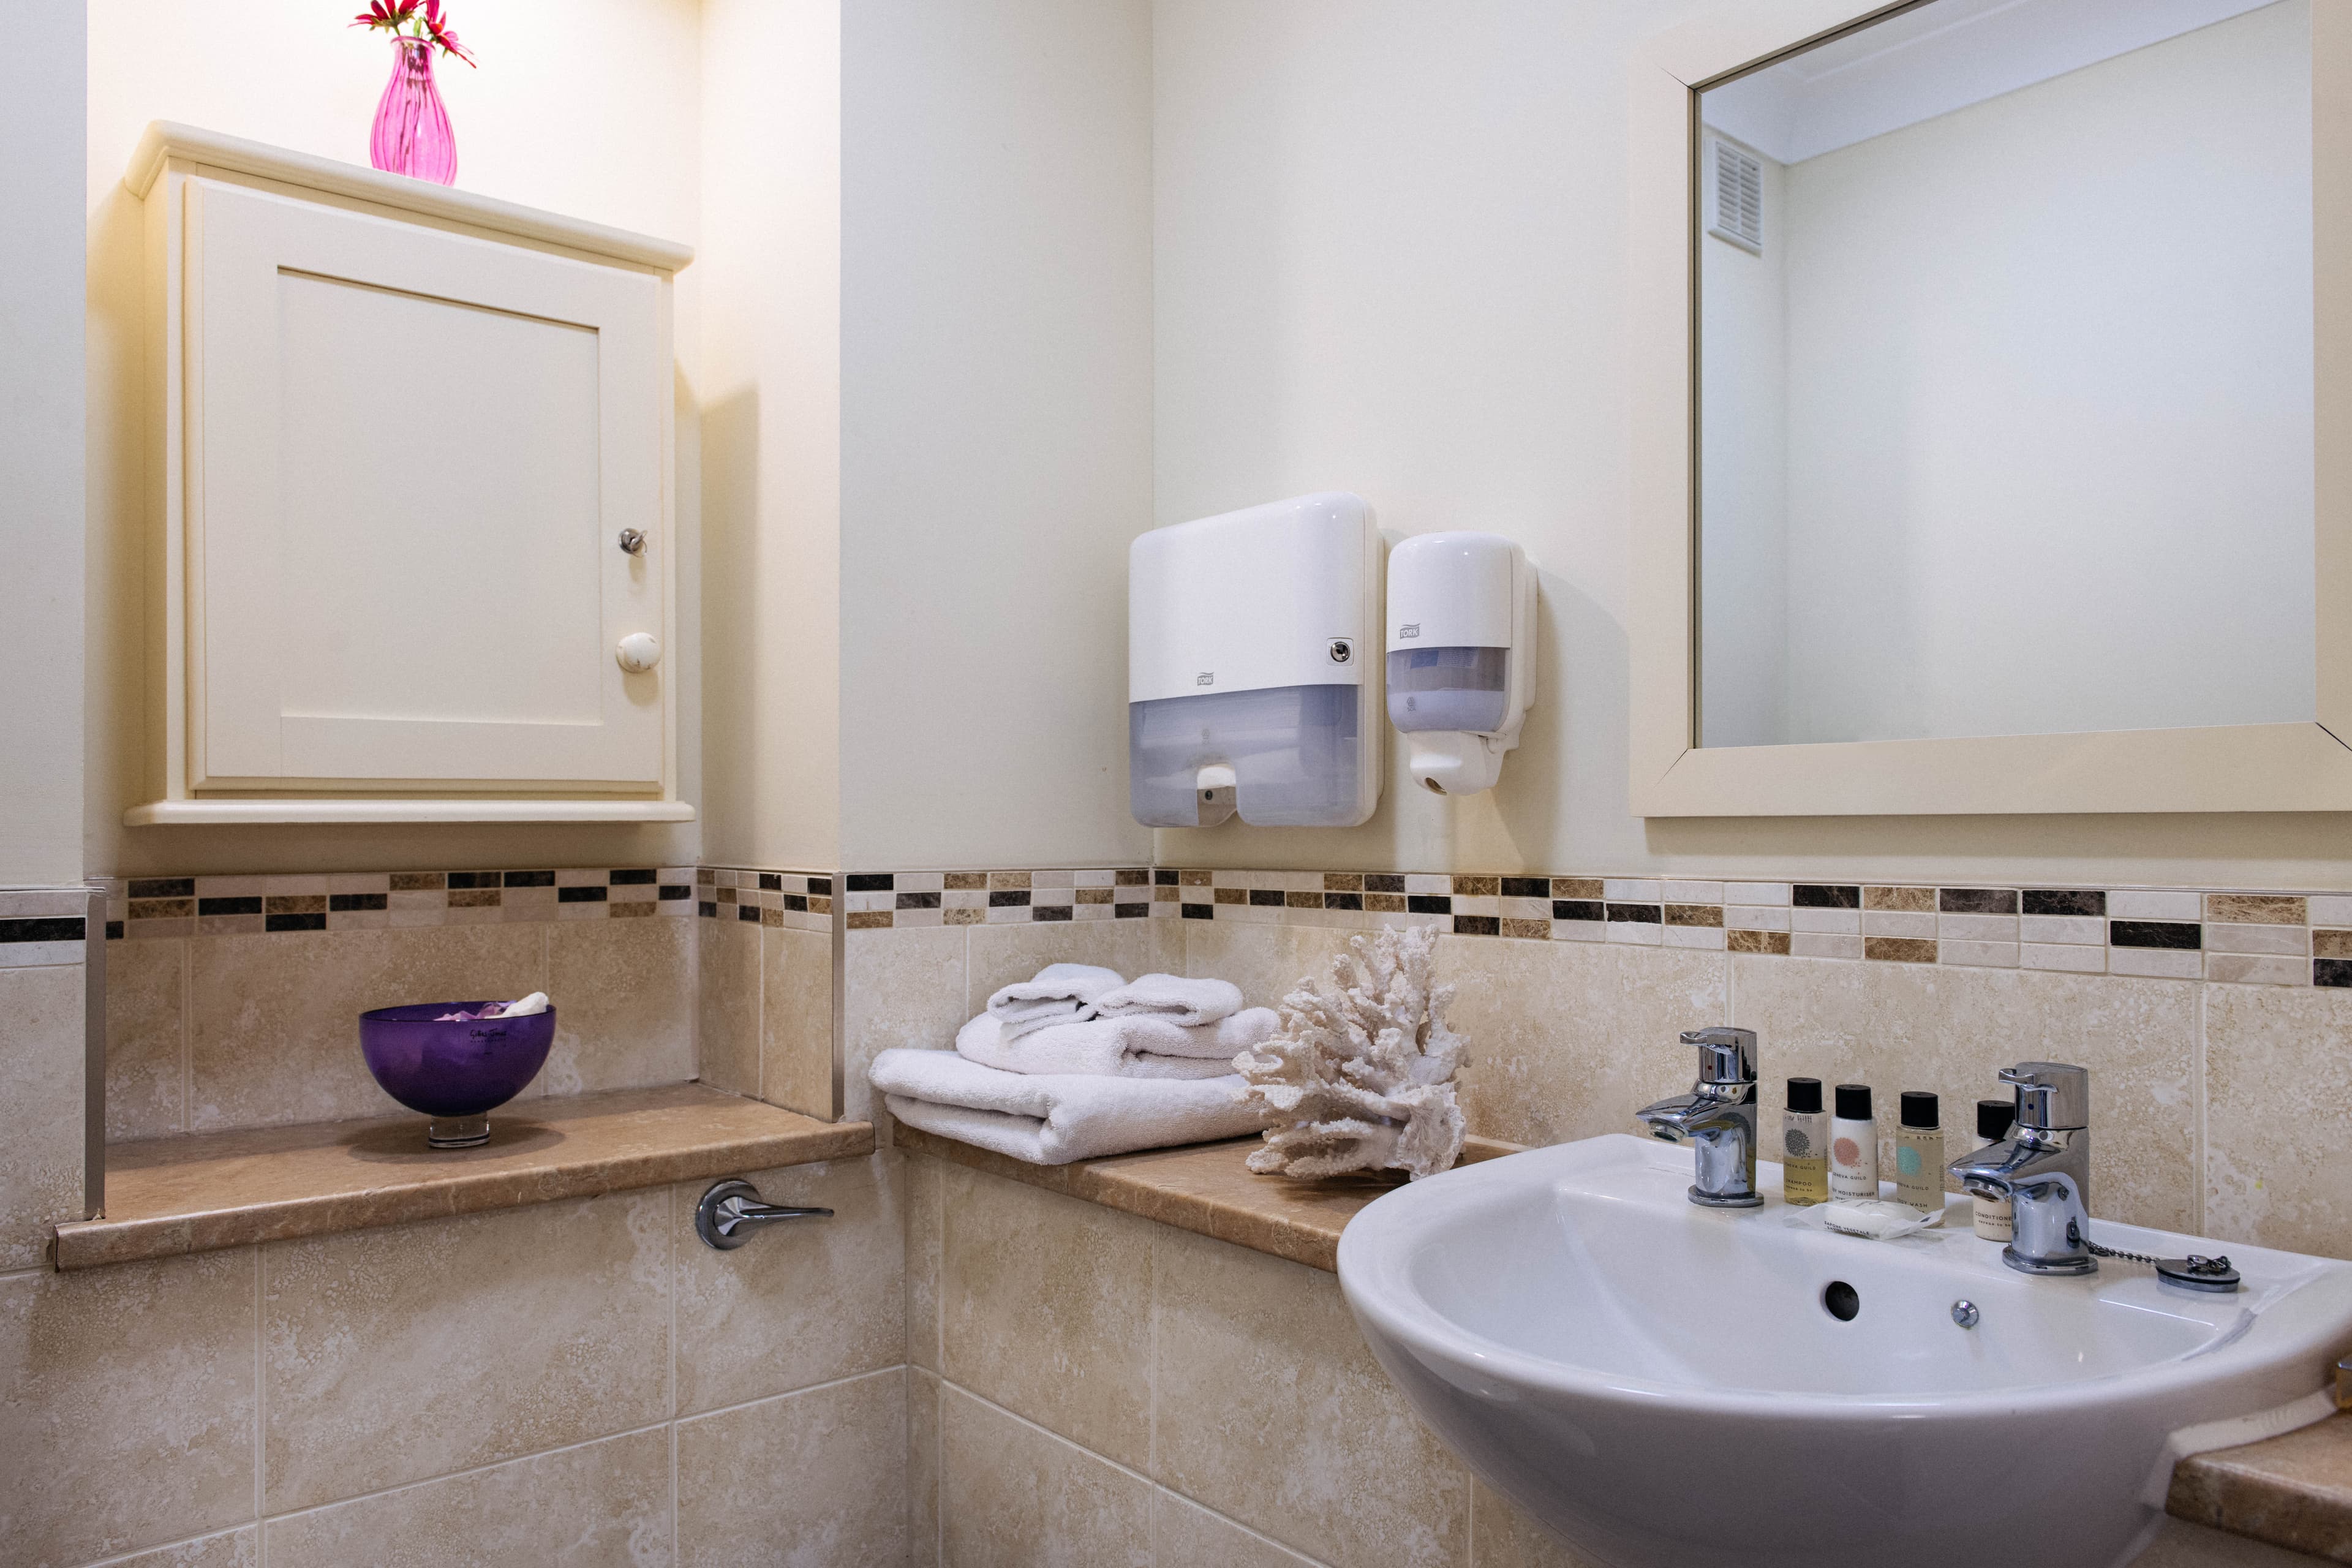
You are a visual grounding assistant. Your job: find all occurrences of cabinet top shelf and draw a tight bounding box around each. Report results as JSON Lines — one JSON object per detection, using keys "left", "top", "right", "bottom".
{"left": 126, "top": 120, "right": 695, "bottom": 273}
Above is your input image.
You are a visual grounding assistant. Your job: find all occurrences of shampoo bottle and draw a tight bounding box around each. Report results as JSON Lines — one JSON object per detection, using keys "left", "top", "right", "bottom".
{"left": 1782, "top": 1077, "right": 1829, "bottom": 1206}
{"left": 1972, "top": 1098, "right": 2016, "bottom": 1243}
{"left": 1830, "top": 1084, "right": 1878, "bottom": 1201}
{"left": 1894, "top": 1091, "right": 1944, "bottom": 1218}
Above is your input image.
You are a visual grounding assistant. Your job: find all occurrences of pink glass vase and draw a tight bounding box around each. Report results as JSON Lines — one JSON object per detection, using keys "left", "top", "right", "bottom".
{"left": 370, "top": 37, "right": 456, "bottom": 184}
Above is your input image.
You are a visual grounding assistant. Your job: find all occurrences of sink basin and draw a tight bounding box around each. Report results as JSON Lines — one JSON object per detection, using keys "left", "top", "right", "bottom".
{"left": 1337, "top": 1133, "right": 2352, "bottom": 1568}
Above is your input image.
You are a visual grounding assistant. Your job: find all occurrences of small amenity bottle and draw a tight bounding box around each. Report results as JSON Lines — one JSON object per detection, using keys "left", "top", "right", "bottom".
{"left": 1972, "top": 1097, "right": 2016, "bottom": 1243}
{"left": 1830, "top": 1083, "right": 1878, "bottom": 1201}
{"left": 1894, "top": 1091, "right": 1944, "bottom": 1218}
{"left": 1782, "top": 1077, "right": 1830, "bottom": 1205}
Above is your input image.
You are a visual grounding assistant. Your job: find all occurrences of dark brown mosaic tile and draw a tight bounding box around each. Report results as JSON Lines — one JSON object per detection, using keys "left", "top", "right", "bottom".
{"left": 1864, "top": 886, "right": 1934, "bottom": 913}
{"left": 2318, "top": 959, "right": 2352, "bottom": 988}
{"left": 759, "top": 873, "right": 786, "bottom": 892}
{"left": 1553, "top": 900, "right": 1604, "bottom": 922}
{"left": 1793, "top": 884, "right": 1860, "bottom": 910}
{"left": 1115, "top": 903, "right": 1150, "bottom": 918}
{"left": 696, "top": 869, "right": 717, "bottom": 886}
{"left": 2207, "top": 894, "right": 2304, "bottom": 925}
{"left": 1499, "top": 876, "right": 1550, "bottom": 899}
{"left": 503, "top": 870, "right": 556, "bottom": 889}
{"left": 610, "top": 869, "right": 657, "bottom": 885}
{"left": 945, "top": 872, "right": 987, "bottom": 890}
{"left": 449, "top": 889, "right": 502, "bottom": 909}
{"left": 198, "top": 896, "right": 262, "bottom": 916}
{"left": 1865, "top": 937, "right": 1938, "bottom": 963}
{"left": 1605, "top": 903, "right": 1661, "bottom": 924}
{"left": 128, "top": 878, "right": 195, "bottom": 900}
{"left": 2112, "top": 920, "right": 2199, "bottom": 950}
{"left": 1728, "top": 929, "right": 1792, "bottom": 956}
{"left": 2022, "top": 889, "right": 2105, "bottom": 916}
{"left": 1116, "top": 869, "right": 1150, "bottom": 886}
{"left": 1075, "top": 888, "right": 1114, "bottom": 905}
{"left": 1154, "top": 869, "right": 1179, "bottom": 887}
{"left": 1665, "top": 903, "right": 1723, "bottom": 927}
{"left": 265, "top": 911, "right": 326, "bottom": 933}
{"left": 1182, "top": 905, "right": 1215, "bottom": 920}
{"left": 1365, "top": 874, "right": 1406, "bottom": 894}
{"left": 1325, "top": 893, "right": 1363, "bottom": 911}
{"left": 1248, "top": 889, "right": 1284, "bottom": 908}
{"left": 716, "top": 888, "right": 737, "bottom": 904}
{"left": 1214, "top": 888, "right": 1247, "bottom": 906}
{"left": 2315, "top": 930, "right": 2352, "bottom": 959}
{"left": 1366, "top": 893, "right": 1407, "bottom": 914}
{"left": 898, "top": 891, "right": 943, "bottom": 910}
{"left": 390, "top": 872, "right": 445, "bottom": 892}
{"left": 988, "top": 890, "right": 1032, "bottom": 908}
{"left": 448, "top": 871, "right": 501, "bottom": 890}
{"left": 1453, "top": 915, "right": 1501, "bottom": 937}
{"left": 1323, "top": 872, "right": 1365, "bottom": 892}
{"left": 556, "top": 886, "right": 607, "bottom": 904}
{"left": 737, "top": 904, "right": 761, "bottom": 923}
{"left": 847, "top": 911, "right": 892, "bottom": 930}
{"left": 1033, "top": 905, "right": 1073, "bottom": 922}
{"left": 1407, "top": 895, "right": 1452, "bottom": 914}
{"left": 1939, "top": 888, "right": 2018, "bottom": 914}
{"left": 1283, "top": 891, "right": 1321, "bottom": 908}
{"left": 328, "top": 893, "right": 387, "bottom": 913}
{"left": 265, "top": 895, "right": 327, "bottom": 916}
{"left": 129, "top": 899, "right": 194, "bottom": 921}
{"left": 846, "top": 873, "right": 892, "bottom": 892}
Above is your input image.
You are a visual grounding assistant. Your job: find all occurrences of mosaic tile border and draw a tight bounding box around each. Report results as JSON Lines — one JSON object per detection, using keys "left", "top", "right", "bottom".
{"left": 0, "top": 889, "right": 92, "bottom": 968}
{"left": 99, "top": 868, "right": 700, "bottom": 941}
{"left": 1091, "top": 870, "right": 2352, "bottom": 992}
{"left": 692, "top": 868, "right": 835, "bottom": 933}
{"left": 837, "top": 869, "right": 1156, "bottom": 929}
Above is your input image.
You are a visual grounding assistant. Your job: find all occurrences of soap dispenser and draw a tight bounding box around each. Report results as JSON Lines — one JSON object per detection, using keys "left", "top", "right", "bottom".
{"left": 1384, "top": 532, "right": 1539, "bottom": 796}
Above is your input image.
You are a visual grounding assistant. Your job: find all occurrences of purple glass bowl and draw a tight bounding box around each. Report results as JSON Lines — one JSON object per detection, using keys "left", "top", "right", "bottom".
{"left": 358, "top": 1003, "right": 554, "bottom": 1148}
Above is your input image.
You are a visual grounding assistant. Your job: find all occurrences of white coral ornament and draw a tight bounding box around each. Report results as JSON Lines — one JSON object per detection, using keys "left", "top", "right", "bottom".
{"left": 1234, "top": 923, "right": 1467, "bottom": 1181}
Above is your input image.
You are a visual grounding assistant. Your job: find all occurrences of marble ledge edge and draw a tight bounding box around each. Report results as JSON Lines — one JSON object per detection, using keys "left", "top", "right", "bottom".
{"left": 55, "top": 1084, "right": 874, "bottom": 1271}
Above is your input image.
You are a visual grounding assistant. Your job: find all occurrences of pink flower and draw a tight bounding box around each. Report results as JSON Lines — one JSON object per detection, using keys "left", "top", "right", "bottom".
{"left": 352, "top": 0, "right": 475, "bottom": 66}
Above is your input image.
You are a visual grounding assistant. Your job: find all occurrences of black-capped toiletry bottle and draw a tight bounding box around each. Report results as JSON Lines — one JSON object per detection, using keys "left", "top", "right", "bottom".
{"left": 1783, "top": 1077, "right": 1829, "bottom": 1205}
{"left": 1830, "top": 1083, "right": 1877, "bottom": 1201}
{"left": 1972, "top": 1097, "right": 2016, "bottom": 1242}
{"left": 1894, "top": 1091, "right": 1943, "bottom": 1217}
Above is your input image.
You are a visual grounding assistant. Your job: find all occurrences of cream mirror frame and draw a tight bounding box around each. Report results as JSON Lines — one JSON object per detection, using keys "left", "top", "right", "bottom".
{"left": 1629, "top": 0, "right": 2352, "bottom": 816}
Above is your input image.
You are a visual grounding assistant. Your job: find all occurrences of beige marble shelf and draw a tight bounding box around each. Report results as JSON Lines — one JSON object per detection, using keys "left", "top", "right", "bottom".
{"left": 56, "top": 1084, "right": 871, "bottom": 1271}
{"left": 892, "top": 1122, "right": 1520, "bottom": 1273}
{"left": 2171, "top": 1412, "right": 2352, "bottom": 1562}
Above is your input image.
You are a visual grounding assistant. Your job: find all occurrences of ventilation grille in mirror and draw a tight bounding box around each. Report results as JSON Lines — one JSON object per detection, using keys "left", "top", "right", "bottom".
{"left": 1708, "top": 138, "right": 1763, "bottom": 255}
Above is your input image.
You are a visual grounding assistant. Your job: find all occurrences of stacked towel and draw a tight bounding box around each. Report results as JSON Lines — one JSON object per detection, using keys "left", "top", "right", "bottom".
{"left": 986, "top": 962, "right": 1123, "bottom": 1041}
{"left": 1093, "top": 973, "right": 1247, "bottom": 1028}
{"left": 954, "top": 1008, "right": 1280, "bottom": 1080}
{"left": 873, "top": 1049, "right": 1273, "bottom": 1165}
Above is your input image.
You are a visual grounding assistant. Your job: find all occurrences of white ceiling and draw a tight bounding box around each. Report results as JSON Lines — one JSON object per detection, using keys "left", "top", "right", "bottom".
{"left": 1700, "top": 0, "right": 2283, "bottom": 164}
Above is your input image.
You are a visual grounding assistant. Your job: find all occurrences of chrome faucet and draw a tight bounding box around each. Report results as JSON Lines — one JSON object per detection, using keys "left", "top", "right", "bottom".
{"left": 1636, "top": 1027, "right": 1762, "bottom": 1208}
{"left": 1948, "top": 1063, "right": 2095, "bottom": 1276}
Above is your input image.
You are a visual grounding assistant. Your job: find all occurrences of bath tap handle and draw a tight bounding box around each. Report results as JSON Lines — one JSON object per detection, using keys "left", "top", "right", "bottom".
{"left": 694, "top": 1178, "right": 833, "bottom": 1251}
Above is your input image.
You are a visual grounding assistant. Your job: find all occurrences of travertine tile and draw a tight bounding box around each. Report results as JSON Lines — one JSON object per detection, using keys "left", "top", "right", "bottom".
{"left": 0, "top": 962, "right": 86, "bottom": 1268}
{"left": 187, "top": 924, "right": 545, "bottom": 1132}
{"left": 1180, "top": 920, "right": 1355, "bottom": 1012}
{"left": 843, "top": 926, "right": 968, "bottom": 1124}
{"left": 674, "top": 1155, "right": 904, "bottom": 1414}
{"left": 2207, "top": 984, "right": 2352, "bottom": 1256}
{"left": 910, "top": 1368, "right": 942, "bottom": 1568}
{"left": 2133, "top": 1518, "right": 2323, "bottom": 1566}
{"left": 107, "top": 935, "right": 187, "bottom": 1142}
{"left": 939, "top": 1385, "right": 1152, "bottom": 1568}
{"left": 677, "top": 1370, "right": 907, "bottom": 1568}
{"left": 1472, "top": 1480, "right": 1605, "bottom": 1568}
{"left": 543, "top": 916, "right": 694, "bottom": 1095}
{"left": 264, "top": 1428, "right": 669, "bottom": 1568}
{"left": 941, "top": 1166, "right": 1154, "bottom": 1469}
{"left": 1152, "top": 1226, "right": 1469, "bottom": 1568}
{"left": 262, "top": 1191, "right": 669, "bottom": 1513}
{"left": 696, "top": 915, "right": 761, "bottom": 1098}
{"left": 965, "top": 918, "right": 1158, "bottom": 1016}
{"left": 761, "top": 925, "right": 835, "bottom": 1120}
{"left": 907, "top": 1151, "right": 943, "bottom": 1372}
{"left": 110, "top": 1528, "right": 258, "bottom": 1568}
{"left": 0, "top": 1250, "right": 256, "bottom": 1566}
{"left": 1153, "top": 1488, "right": 1321, "bottom": 1566}
{"left": 1732, "top": 957, "right": 2196, "bottom": 1231}
{"left": 1441, "top": 937, "right": 1725, "bottom": 1148}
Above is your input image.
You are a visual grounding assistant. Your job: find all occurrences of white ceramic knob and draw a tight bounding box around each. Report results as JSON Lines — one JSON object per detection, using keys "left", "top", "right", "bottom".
{"left": 616, "top": 633, "right": 662, "bottom": 674}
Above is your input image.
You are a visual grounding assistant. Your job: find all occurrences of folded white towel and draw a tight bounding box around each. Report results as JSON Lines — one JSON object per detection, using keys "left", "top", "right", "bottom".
{"left": 954, "top": 1009, "right": 1279, "bottom": 1080}
{"left": 1093, "top": 973, "right": 1246, "bottom": 1028}
{"left": 872, "top": 1048, "right": 1272, "bottom": 1164}
{"left": 987, "top": 962, "right": 1125, "bottom": 1041}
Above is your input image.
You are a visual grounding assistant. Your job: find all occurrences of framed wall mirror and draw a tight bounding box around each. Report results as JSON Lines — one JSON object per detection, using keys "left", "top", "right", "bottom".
{"left": 1629, "top": 0, "right": 2352, "bottom": 814}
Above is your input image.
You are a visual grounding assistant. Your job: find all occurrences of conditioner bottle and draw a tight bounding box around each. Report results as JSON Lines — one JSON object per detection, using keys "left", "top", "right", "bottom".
{"left": 1972, "top": 1097, "right": 2016, "bottom": 1243}
{"left": 1894, "top": 1091, "right": 1944, "bottom": 1218}
{"left": 1830, "top": 1083, "right": 1879, "bottom": 1202}
{"left": 1782, "top": 1077, "right": 1829, "bottom": 1206}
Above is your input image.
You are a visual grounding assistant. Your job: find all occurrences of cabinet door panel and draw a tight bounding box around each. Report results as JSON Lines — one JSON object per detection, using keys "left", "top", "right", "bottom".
{"left": 186, "top": 178, "right": 663, "bottom": 790}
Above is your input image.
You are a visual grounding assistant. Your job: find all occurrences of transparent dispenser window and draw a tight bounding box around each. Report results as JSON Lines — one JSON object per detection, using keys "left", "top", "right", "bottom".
{"left": 1387, "top": 647, "right": 1509, "bottom": 733}
{"left": 1129, "top": 685, "right": 1366, "bottom": 827}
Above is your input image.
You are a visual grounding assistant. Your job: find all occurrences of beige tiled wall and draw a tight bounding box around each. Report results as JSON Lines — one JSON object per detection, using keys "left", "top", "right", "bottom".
{"left": 1188, "top": 921, "right": 2352, "bottom": 1258}
{"left": 0, "top": 1153, "right": 908, "bottom": 1568}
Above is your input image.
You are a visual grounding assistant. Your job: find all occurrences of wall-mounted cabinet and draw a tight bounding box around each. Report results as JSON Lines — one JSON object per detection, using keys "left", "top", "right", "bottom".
{"left": 124, "top": 124, "right": 694, "bottom": 825}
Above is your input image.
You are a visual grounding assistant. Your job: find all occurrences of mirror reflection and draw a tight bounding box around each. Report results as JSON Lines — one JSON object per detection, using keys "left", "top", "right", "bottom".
{"left": 1696, "top": 0, "right": 2314, "bottom": 748}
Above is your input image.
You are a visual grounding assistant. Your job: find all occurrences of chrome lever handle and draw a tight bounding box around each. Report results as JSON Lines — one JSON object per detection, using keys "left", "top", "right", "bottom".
{"left": 694, "top": 1178, "right": 834, "bottom": 1251}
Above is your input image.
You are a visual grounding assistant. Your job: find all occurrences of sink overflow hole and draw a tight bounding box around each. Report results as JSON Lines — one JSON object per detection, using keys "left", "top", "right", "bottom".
{"left": 1822, "top": 1280, "right": 1860, "bottom": 1321}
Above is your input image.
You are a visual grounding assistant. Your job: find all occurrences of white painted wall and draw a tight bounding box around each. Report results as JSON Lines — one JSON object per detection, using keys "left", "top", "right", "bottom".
{"left": 698, "top": 0, "right": 843, "bottom": 875}
{"left": 3, "top": 1, "right": 88, "bottom": 888}
{"left": 1152, "top": 0, "right": 2352, "bottom": 885}
{"left": 839, "top": 0, "right": 1155, "bottom": 872}
{"left": 1773, "top": 0, "right": 2313, "bottom": 744}
{"left": 85, "top": 0, "right": 705, "bottom": 875}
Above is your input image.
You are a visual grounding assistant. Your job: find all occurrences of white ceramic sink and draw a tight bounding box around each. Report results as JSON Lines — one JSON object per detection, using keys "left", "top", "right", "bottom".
{"left": 1338, "top": 1134, "right": 2352, "bottom": 1568}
